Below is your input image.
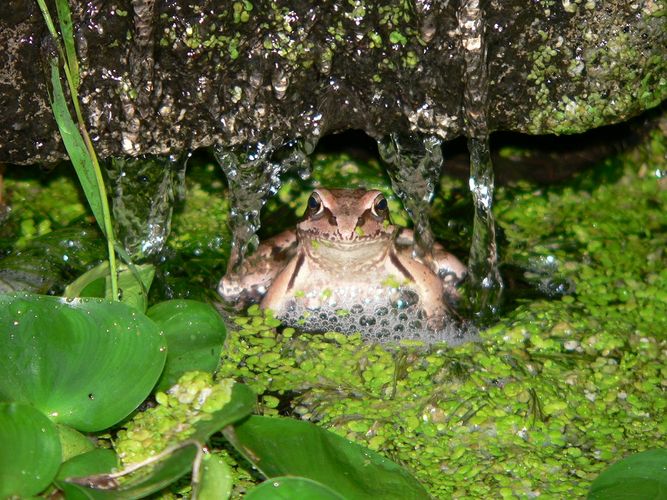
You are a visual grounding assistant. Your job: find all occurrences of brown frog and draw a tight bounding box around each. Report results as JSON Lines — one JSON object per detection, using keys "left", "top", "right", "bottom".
{"left": 219, "top": 188, "right": 466, "bottom": 336}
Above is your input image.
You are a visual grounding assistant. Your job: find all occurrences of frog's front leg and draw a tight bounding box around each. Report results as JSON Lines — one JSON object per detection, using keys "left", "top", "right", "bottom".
{"left": 260, "top": 247, "right": 310, "bottom": 314}
{"left": 385, "top": 250, "right": 450, "bottom": 330}
{"left": 218, "top": 230, "right": 297, "bottom": 308}
{"left": 396, "top": 228, "right": 467, "bottom": 290}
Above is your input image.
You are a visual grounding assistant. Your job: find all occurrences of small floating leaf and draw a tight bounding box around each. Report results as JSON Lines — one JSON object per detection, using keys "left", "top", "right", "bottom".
{"left": 57, "top": 424, "right": 96, "bottom": 462}
{"left": 195, "top": 453, "right": 233, "bottom": 500}
{"left": 57, "top": 448, "right": 119, "bottom": 481}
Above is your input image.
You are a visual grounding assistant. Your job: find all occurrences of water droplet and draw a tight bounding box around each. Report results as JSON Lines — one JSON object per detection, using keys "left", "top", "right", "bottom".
{"left": 271, "top": 70, "right": 289, "bottom": 100}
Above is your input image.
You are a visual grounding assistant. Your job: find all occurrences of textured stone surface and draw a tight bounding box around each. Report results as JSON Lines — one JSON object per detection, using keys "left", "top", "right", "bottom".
{"left": 1, "top": 0, "right": 665, "bottom": 165}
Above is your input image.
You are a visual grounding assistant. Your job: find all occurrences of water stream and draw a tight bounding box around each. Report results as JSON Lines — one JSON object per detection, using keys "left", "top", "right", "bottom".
{"left": 377, "top": 133, "right": 443, "bottom": 261}
{"left": 458, "top": 0, "right": 503, "bottom": 317}
{"left": 107, "top": 153, "right": 189, "bottom": 260}
{"left": 466, "top": 137, "right": 503, "bottom": 315}
{"left": 213, "top": 139, "right": 313, "bottom": 274}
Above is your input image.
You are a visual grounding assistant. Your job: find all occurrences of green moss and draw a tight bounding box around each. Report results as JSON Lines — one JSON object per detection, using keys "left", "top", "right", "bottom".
{"left": 526, "top": 19, "right": 667, "bottom": 134}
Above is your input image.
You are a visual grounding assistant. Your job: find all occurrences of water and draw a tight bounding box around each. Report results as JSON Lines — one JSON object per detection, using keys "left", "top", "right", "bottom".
{"left": 466, "top": 137, "right": 503, "bottom": 316}
{"left": 106, "top": 153, "right": 189, "bottom": 260}
{"left": 457, "top": 0, "right": 503, "bottom": 318}
{"left": 213, "top": 139, "right": 313, "bottom": 274}
{"left": 377, "top": 133, "right": 443, "bottom": 261}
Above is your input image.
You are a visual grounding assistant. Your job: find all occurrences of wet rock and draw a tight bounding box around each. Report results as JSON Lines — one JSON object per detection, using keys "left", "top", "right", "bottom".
{"left": 0, "top": 0, "right": 664, "bottom": 165}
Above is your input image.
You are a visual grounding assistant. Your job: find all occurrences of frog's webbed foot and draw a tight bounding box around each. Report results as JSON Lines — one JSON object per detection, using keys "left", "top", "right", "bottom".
{"left": 217, "top": 274, "right": 269, "bottom": 309}
{"left": 217, "top": 229, "right": 298, "bottom": 309}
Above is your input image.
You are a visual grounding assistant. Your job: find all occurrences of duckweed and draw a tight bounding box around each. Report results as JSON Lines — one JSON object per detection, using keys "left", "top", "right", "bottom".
{"left": 114, "top": 373, "right": 235, "bottom": 465}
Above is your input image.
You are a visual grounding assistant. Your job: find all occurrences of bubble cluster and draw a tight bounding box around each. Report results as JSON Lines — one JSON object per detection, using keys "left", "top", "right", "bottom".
{"left": 278, "top": 299, "right": 478, "bottom": 345}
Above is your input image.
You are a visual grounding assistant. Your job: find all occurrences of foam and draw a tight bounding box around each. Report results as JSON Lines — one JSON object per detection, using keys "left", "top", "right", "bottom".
{"left": 278, "top": 298, "right": 479, "bottom": 345}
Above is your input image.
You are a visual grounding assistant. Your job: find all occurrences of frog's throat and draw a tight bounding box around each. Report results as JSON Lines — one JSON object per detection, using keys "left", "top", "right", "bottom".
{"left": 299, "top": 234, "right": 394, "bottom": 266}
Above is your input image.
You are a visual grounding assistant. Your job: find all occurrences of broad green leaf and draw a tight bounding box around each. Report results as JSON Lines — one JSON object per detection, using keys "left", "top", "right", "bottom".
{"left": 57, "top": 448, "right": 118, "bottom": 480}
{"left": 49, "top": 59, "right": 106, "bottom": 236}
{"left": 0, "top": 402, "right": 62, "bottom": 498}
{"left": 588, "top": 449, "right": 667, "bottom": 500}
{"left": 55, "top": 0, "right": 80, "bottom": 89}
{"left": 225, "top": 416, "right": 429, "bottom": 500}
{"left": 245, "top": 477, "right": 345, "bottom": 500}
{"left": 64, "top": 262, "right": 155, "bottom": 312}
{"left": 147, "top": 300, "right": 227, "bottom": 391}
{"left": 0, "top": 292, "right": 167, "bottom": 431}
{"left": 195, "top": 453, "right": 233, "bottom": 500}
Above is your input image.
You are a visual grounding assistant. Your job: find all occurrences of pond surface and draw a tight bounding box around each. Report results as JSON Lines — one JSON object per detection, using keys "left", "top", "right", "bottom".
{"left": 1, "top": 128, "right": 665, "bottom": 496}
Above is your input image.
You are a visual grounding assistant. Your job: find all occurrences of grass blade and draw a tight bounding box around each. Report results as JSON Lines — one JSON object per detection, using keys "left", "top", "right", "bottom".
{"left": 55, "top": 0, "right": 80, "bottom": 89}
{"left": 49, "top": 58, "right": 119, "bottom": 299}
{"left": 36, "top": 0, "right": 59, "bottom": 42}
{"left": 49, "top": 59, "right": 106, "bottom": 232}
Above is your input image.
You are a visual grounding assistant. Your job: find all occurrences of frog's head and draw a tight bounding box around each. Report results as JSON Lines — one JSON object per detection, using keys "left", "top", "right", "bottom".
{"left": 297, "top": 188, "right": 396, "bottom": 253}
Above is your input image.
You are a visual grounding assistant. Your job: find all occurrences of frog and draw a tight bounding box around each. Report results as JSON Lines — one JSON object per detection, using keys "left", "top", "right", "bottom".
{"left": 218, "top": 188, "right": 466, "bottom": 335}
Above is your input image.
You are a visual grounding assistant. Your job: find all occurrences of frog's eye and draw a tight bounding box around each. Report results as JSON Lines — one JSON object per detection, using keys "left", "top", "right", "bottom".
{"left": 371, "top": 194, "right": 389, "bottom": 218}
{"left": 307, "top": 192, "right": 323, "bottom": 215}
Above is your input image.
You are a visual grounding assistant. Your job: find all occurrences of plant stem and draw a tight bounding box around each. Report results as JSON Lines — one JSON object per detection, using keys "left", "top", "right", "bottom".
{"left": 61, "top": 62, "right": 119, "bottom": 300}
{"left": 37, "top": 0, "right": 119, "bottom": 300}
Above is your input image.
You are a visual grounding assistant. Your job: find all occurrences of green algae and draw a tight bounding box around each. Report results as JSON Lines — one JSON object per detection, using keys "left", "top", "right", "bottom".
{"left": 1, "top": 170, "right": 88, "bottom": 249}
{"left": 114, "top": 372, "right": 236, "bottom": 466}
{"left": 157, "top": 0, "right": 426, "bottom": 81}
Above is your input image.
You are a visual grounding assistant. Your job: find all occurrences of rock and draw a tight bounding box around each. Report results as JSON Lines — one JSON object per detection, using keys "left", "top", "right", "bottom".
{"left": 0, "top": 0, "right": 664, "bottom": 165}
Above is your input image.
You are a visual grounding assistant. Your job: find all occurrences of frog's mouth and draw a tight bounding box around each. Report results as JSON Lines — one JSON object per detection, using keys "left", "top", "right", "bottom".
{"left": 298, "top": 228, "right": 394, "bottom": 245}
{"left": 299, "top": 230, "right": 395, "bottom": 263}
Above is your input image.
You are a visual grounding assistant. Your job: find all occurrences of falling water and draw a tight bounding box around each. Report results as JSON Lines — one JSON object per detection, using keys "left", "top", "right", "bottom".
{"left": 467, "top": 137, "right": 503, "bottom": 315}
{"left": 377, "top": 134, "right": 443, "bottom": 261}
{"left": 106, "top": 153, "right": 189, "bottom": 260}
{"left": 458, "top": 0, "right": 503, "bottom": 318}
{"left": 213, "top": 139, "right": 313, "bottom": 274}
